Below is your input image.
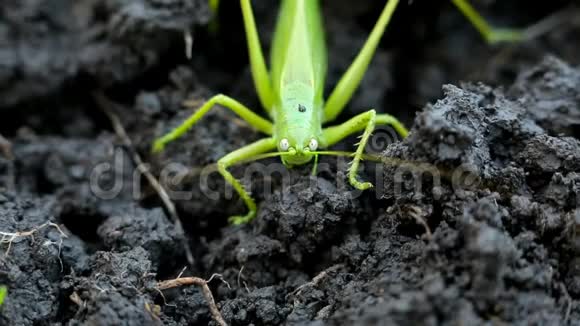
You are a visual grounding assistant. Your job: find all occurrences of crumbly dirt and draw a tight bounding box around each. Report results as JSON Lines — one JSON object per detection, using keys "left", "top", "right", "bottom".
{"left": 0, "top": 0, "right": 579, "bottom": 325}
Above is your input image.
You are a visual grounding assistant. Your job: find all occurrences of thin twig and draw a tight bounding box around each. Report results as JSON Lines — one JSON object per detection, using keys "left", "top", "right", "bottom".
{"left": 93, "top": 92, "right": 195, "bottom": 268}
{"left": 560, "top": 282, "right": 572, "bottom": 324}
{"left": 207, "top": 273, "right": 231, "bottom": 290}
{"left": 158, "top": 276, "right": 228, "bottom": 326}
{"left": 237, "top": 266, "right": 243, "bottom": 289}
{"left": 406, "top": 206, "right": 433, "bottom": 240}
{"left": 177, "top": 266, "right": 188, "bottom": 279}
{"left": 291, "top": 271, "right": 328, "bottom": 297}
{"left": 184, "top": 30, "right": 193, "bottom": 60}
{"left": 288, "top": 265, "right": 343, "bottom": 299}
{"left": 237, "top": 266, "right": 250, "bottom": 293}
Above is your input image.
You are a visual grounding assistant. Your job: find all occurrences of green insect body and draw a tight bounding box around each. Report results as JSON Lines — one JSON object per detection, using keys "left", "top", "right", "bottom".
{"left": 271, "top": 0, "right": 325, "bottom": 167}
{"left": 154, "top": 0, "right": 524, "bottom": 224}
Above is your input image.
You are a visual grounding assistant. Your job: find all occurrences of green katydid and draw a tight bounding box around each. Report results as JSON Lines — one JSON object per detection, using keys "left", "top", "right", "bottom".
{"left": 153, "top": 0, "right": 525, "bottom": 224}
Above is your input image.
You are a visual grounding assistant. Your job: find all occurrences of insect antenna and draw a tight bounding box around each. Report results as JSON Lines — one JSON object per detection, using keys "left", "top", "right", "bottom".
{"left": 310, "top": 151, "right": 383, "bottom": 163}
{"left": 230, "top": 151, "right": 385, "bottom": 171}
{"left": 231, "top": 152, "right": 292, "bottom": 167}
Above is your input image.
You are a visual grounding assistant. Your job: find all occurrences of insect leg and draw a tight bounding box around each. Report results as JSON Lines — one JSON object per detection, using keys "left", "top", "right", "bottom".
{"left": 323, "top": 0, "right": 400, "bottom": 123}
{"left": 218, "top": 137, "right": 277, "bottom": 225}
{"left": 451, "top": 0, "right": 523, "bottom": 44}
{"left": 322, "top": 110, "right": 408, "bottom": 189}
{"left": 209, "top": 0, "right": 219, "bottom": 13}
{"left": 207, "top": 0, "right": 220, "bottom": 32}
{"left": 152, "top": 94, "right": 273, "bottom": 153}
{"left": 241, "top": 0, "right": 275, "bottom": 113}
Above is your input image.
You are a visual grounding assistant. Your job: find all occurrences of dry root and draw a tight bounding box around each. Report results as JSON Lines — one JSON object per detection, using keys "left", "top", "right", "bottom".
{"left": 0, "top": 222, "right": 67, "bottom": 257}
{"left": 157, "top": 274, "right": 228, "bottom": 326}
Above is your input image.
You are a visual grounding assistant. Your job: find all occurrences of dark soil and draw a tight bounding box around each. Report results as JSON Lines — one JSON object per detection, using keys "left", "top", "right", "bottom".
{"left": 1, "top": 0, "right": 579, "bottom": 325}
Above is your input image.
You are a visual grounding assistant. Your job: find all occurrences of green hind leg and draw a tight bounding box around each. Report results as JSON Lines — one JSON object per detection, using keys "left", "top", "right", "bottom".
{"left": 218, "top": 137, "right": 276, "bottom": 225}
{"left": 241, "top": 0, "right": 275, "bottom": 113}
{"left": 322, "top": 110, "right": 408, "bottom": 189}
{"left": 321, "top": 0, "right": 527, "bottom": 125}
{"left": 452, "top": 0, "right": 523, "bottom": 44}
{"left": 323, "top": 0, "right": 400, "bottom": 123}
{"left": 152, "top": 94, "right": 273, "bottom": 153}
{"left": 209, "top": 0, "right": 219, "bottom": 13}
{"left": 208, "top": 0, "right": 220, "bottom": 32}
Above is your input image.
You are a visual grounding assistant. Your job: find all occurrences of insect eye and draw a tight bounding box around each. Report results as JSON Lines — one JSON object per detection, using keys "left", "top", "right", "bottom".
{"left": 279, "top": 139, "right": 290, "bottom": 151}
{"left": 308, "top": 139, "right": 318, "bottom": 151}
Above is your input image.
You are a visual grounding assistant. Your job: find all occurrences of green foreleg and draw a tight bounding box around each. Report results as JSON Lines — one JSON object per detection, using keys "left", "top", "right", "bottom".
{"left": 218, "top": 137, "right": 277, "bottom": 225}
{"left": 152, "top": 94, "right": 273, "bottom": 153}
{"left": 322, "top": 111, "right": 408, "bottom": 189}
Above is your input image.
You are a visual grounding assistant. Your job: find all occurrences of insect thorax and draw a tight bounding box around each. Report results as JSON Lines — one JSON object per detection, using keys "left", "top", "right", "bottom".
{"left": 274, "top": 81, "right": 323, "bottom": 151}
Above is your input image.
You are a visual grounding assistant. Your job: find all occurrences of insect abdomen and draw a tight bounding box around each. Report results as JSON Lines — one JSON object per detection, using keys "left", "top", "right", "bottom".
{"left": 270, "top": 0, "right": 327, "bottom": 105}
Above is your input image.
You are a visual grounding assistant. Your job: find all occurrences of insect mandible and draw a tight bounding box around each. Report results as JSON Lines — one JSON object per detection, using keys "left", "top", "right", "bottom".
{"left": 153, "top": 0, "right": 524, "bottom": 224}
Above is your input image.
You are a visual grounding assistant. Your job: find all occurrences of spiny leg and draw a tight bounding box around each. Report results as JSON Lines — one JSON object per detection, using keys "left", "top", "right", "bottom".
{"left": 218, "top": 137, "right": 277, "bottom": 225}
{"left": 451, "top": 0, "right": 523, "bottom": 44}
{"left": 323, "top": 0, "right": 400, "bottom": 123}
{"left": 322, "top": 110, "right": 408, "bottom": 189}
{"left": 152, "top": 94, "right": 273, "bottom": 153}
{"left": 241, "top": 0, "right": 275, "bottom": 113}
